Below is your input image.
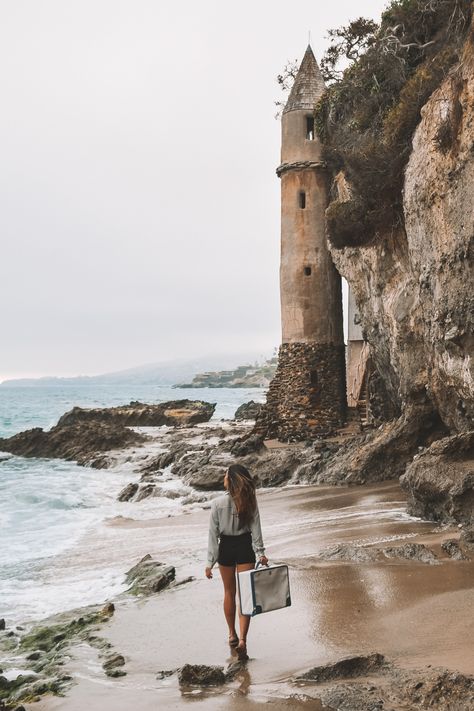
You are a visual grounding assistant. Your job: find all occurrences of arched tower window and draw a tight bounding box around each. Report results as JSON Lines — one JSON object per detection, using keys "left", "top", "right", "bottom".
{"left": 306, "top": 116, "right": 315, "bottom": 140}
{"left": 298, "top": 191, "right": 306, "bottom": 209}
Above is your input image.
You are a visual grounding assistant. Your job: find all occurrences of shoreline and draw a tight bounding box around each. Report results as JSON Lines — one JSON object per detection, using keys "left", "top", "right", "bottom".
{"left": 2, "top": 481, "right": 473, "bottom": 710}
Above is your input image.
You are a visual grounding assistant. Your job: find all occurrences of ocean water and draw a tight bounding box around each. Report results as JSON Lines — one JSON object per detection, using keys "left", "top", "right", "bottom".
{"left": 0, "top": 384, "right": 265, "bottom": 624}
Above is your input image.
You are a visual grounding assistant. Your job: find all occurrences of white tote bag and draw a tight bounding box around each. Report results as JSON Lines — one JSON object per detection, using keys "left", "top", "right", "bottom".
{"left": 237, "top": 563, "right": 291, "bottom": 616}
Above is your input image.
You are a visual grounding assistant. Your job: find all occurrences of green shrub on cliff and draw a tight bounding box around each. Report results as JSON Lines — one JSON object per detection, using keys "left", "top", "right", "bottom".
{"left": 315, "top": 0, "right": 472, "bottom": 248}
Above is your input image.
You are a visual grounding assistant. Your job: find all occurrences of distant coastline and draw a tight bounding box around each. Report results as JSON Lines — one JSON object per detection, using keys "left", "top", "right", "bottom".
{"left": 175, "top": 357, "right": 277, "bottom": 389}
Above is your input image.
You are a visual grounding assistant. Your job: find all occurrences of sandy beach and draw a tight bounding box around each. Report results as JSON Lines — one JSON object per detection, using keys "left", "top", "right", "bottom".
{"left": 25, "top": 480, "right": 474, "bottom": 710}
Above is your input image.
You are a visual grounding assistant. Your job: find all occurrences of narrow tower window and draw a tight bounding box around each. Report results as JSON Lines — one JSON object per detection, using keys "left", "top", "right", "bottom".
{"left": 306, "top": 116, "right": 315, "bottom": 140}
{"left": 298, "top": 191, "right": 306, "bottom": 209}
{"left": 304, "top": 266, "right": 312, "bottom": 276}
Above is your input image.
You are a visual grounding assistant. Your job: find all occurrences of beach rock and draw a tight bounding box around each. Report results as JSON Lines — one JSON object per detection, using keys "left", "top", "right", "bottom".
{"left": 117, "top": 482, "right": 139, "bottom": 502}
{"left": 297, "top": 653, "right": 386, "bottom": 682}
{"left": 0, "top": 421, "right": 146, "bottom": 468}
{"left": 442, "top": 539, "right": 469, "bottom": 560}
{"left": 319, "top": 683, "right": 384, "bottom": 711}
{"left": 25, "top": 651, "right": 42, "bottom": 661}
{"left": 140, "top": 442, "right": 198, "bottom": 474}
{"left": 230, "top": 433, "right": 265, "bottom": 456}
{"left": 401, "top": 431, "right": 474, "bottom": 524}
{"left": 303, "top": 404, "right": 447, "bottom": 486}
{"left": 102, "top": 654, "right": 125, "bottom": 671}
{"left": 406, "top": 670, "right": 474, "bottom": 709}
{"left": 135, "top": 484, "right": 156, "bottom": 501}
{"left": 125, "top": 555, "right": 175, "bottom": 595}
{"left": 172, "top": 440, "right": 303, "bottom": 490}
{"left": 460, "top": 526, "right": 474, "bottom": 552}
{"left": 319, "top": 544, "right": 379, "bottom": 563}
{"left": 234, "top": 401, "right": 263, "bottom": 421}
{"left": 0, "top": 619, "right": 4, "bottom": 631}
{"left": 57, "top": 400, "right": 216, "bottom": 428}
{"left": 382, "top": 543, "right": 438, "bottom": 565}
{"left": 178, "top": 664, "right": 226, "bottom": 686}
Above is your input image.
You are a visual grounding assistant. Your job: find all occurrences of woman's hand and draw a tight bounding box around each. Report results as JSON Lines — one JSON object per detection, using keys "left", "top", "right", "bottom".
{"left": 205, "top": 566, "right": 213, "bottom": 579}
{"left": 259, "top": 555, "right": 269, "bottom": 566}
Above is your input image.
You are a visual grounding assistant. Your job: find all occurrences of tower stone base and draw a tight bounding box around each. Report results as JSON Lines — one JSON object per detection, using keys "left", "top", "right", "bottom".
{"left": 255, "top": 342, "right": 346, "bottom": 442}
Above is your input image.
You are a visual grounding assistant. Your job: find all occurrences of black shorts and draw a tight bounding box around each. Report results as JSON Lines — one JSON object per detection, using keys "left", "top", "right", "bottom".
{"left": 217, "top": 532, "right": 256, "bottom": 567}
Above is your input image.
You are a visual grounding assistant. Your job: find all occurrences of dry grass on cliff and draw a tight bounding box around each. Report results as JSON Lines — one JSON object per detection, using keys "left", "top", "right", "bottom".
{"left": 316, "top": 0, "right": 472, "bottom": 249}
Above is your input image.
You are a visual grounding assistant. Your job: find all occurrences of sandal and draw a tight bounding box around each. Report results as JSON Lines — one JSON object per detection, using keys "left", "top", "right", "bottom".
{"left": 236, "top": 640, "right": 249, "bottom": 661}
{"left": 228, "top": 634, "right": 239, "bottom": 647}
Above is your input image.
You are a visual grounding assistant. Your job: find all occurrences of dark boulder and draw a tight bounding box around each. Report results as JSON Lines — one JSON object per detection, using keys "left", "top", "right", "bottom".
{"left": 178, "top": 664, "right": 226, "bottom": 686}
{"left": 230, "top": 433, "right": 265, "bottom": 456}
{"left": 442, "top": 539, "right": 469, "bottom": 560}
{"left": 125, "top": 554, "right": 175, "bottom": 595}
{"left": 400, "top": 431, "right": 474, "bottom": 524}
{"left": 117, "top": 483, "right": 139, "bottom": 502}
{"left": 135, "top": 484, "right": 156, "bottom": 501}
{"left": 234, "top": 401, "right": 263, "bottom": 421}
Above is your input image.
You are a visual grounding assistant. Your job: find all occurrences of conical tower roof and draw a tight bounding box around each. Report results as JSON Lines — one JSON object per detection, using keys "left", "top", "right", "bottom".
{"left": 283, "top": 45, "right": 326, "bottom": 114}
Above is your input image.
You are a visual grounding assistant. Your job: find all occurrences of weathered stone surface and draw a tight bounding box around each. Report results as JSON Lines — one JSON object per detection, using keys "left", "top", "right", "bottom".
{"left": 102, "top": 654, "right": 125, "bottom": 671}
{"left": 0, "top": 422, "right": 146, "bottom": 468}
{"left": 301, "top": 403, "right": 446, "bottom": 485}
{"left": 382, "top": 543, "right": 438, "bottom": 565}
{"left": 442, "top": 539, "right": 469, "bottom": 560}
{"left": 125, "top": 555, "right": 175, "bottom": 595}
{"left": 117, "top": 483, "right": 139, "bottom": 502}
{"left": 297, "top": 653, "right": 385, "bottom": 682}
{"left": 234, "top": 401, "right": 263, "bottom": 421}
{"left": 327, "top": 26, "right": 474, "bottom": 438}
{"left": 405, "top": 670, "right": 474, "bottom": 710}
{"left": 171, "top": 442, "right": 303, "bottom": 490}
{"left": 319, "top": 542, "right": 438, "bottom": 564}
{"left": 140, "top": 442, "right": 198, "bottom": 474}
{"left": 178, "top": 664, "right": 226, "bottom": 686}
{"left": 255, "top": 342, "right": 346, "bottom": 441}
{"left": 135, "top": 484, "right": 156, "bottom": 501}
{"left": 230, "top": 433, "right": 265, "bottom": 457}
{"left": 319, "top": 544, "right": 379, "bottom": 563}
{"left": 57, "top": 400, "right": 215, "bottom": 428}
{"left": 400, "top": 431, "right": 474, "bottom": 524}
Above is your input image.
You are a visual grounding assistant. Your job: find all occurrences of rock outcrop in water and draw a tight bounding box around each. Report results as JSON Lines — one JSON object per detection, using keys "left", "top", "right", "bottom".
{"left": 0, "top": 400, "right": 215, "bottom": 468}
{"left": 0, "top": 421, "right": 146, "bottom": 467}
{"left": 57, "top": 400, "right": 215, "bottom": 428}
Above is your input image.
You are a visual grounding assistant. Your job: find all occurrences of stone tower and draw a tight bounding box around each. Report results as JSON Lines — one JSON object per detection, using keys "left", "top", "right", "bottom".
{"left": 256, "top": 46, "right": 346, "bottom": 441}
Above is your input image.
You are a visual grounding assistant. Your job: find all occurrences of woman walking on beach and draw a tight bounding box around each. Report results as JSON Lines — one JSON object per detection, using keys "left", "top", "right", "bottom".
{"left": 205, "top": 464, "right": 267, "bottom": 660}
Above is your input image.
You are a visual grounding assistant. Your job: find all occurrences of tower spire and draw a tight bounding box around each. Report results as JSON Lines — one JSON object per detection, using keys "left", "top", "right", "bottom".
{"left": 284, "top": 45, "right": 325, "bottom": 114}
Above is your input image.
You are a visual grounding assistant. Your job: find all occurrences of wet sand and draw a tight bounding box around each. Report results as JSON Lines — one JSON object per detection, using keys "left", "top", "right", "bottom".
{"left": 31, "top": 482, "right": 474, "bottom": 710}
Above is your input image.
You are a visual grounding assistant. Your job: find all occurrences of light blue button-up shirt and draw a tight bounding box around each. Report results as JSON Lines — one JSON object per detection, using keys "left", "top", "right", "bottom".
{"left": 207, "top": 492, "right": 265, "bottom": 567}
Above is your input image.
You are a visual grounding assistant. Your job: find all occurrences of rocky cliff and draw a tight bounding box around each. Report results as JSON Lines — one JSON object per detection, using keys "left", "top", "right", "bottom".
{"left": 323, "top": 8, "right": 474, "bottom": 522}
{"left": 329, "top": 25, "right": 473, "bottom": 433}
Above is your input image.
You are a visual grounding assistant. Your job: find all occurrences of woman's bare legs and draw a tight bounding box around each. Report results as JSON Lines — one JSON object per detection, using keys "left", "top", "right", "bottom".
{"left": 236, "top": 562, "right": 255, "bottom": 657}
{"left": 219, "top": 564, "right": 237, "bottom": 641}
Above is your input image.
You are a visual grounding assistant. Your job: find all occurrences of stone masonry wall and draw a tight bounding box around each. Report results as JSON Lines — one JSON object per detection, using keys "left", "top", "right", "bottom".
{"left": 255, "top": 342, "right": 346, "bottom": 441}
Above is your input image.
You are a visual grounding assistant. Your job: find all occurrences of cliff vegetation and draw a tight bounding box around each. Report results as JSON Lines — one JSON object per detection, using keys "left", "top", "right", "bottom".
{"left": 315, "top": 0, "right": 472, "bottom": 248}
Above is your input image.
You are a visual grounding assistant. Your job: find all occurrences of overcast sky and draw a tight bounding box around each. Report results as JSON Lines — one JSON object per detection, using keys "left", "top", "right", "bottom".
{"left": 0, "top": 0, "right": 387, "bottom": 380}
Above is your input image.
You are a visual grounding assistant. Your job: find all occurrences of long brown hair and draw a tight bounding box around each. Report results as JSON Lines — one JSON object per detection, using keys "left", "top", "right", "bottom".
{"left": 227, "top": 464, "right": 257, "bottom": 528}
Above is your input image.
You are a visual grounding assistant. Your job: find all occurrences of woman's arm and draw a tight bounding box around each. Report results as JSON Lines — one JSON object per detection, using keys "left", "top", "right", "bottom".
{"left": 207, "top": 500, "right": 220, "bottom": 570}
{"left": 250, "top": 503, "right": 265, "bottom": 559}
